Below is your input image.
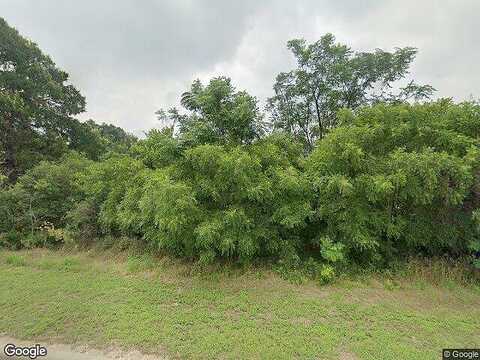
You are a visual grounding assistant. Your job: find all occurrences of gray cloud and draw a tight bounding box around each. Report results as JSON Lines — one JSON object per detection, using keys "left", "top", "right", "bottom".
{"left": 1, "top": 0, "right": 478, "bottom": 135}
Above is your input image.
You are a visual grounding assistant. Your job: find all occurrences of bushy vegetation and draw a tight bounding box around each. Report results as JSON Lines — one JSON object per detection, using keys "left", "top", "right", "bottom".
{"left": 1, "top": 18, "right": 479, "bottom": 278}
{"left": 306, "top": 101, "right": 480, "bottom": 266}
{"left": 3, "top": 100, "right": 479, "bottom": 274}
{"left": 0, "top": 153, "right": 92, "bottom": 248}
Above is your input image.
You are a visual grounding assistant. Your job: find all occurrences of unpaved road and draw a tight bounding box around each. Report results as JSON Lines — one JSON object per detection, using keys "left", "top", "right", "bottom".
{"left": 0, "top": 336, "right": 166, "bottom": 360}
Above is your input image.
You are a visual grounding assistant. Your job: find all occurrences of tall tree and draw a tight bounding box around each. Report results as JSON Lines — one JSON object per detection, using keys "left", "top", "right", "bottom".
{"left": 68, "top": 120, "right": 137, "bottom": 161}
{"left": 0, "top": 18, "right": 85, "bottom": 181}
{"left": 159, "top": 77, "right": 265, "bottom": 147}
{"left": 267, "top": 33, "right": 434, "bottom": 150}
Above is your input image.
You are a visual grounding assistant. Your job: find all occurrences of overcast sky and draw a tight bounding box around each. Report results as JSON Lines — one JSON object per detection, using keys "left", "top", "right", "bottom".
{"left": 1, "top": 0, "right": 479, "bottom": 136}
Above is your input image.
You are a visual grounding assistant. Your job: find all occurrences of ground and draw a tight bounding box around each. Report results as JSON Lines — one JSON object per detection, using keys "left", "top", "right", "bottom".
{"left": 0, "top": 249, "right": 479, "bottom": 359}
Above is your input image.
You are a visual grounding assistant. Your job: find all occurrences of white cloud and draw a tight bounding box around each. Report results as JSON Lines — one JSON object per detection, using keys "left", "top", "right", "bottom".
{"left": 1, "top": 0, "right": 478, "bottom": 134}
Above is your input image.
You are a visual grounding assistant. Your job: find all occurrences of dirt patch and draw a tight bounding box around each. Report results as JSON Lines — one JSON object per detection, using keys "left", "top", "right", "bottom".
{"left": 0, "top": 336, "right": 167, "bottom": 360}
{"left": 338, "top": 350, "right": 358, "bottom": 360}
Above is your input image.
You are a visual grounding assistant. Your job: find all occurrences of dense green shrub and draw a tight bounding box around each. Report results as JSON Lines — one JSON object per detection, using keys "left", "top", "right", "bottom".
{"left": 138, "top": 170, "right": 200, "bottom": 256}
{"left": 119, "top": 134, "right": 312, "bottom": 263}
{"left": 9, "top": 21, "right": 478, "bottom": 275}
{"left": 0, "top": 152, "right": 91, "bottom": 247}
{"left": 0, "top": 153, "right": 89, "bottom": 226}
{"left": 78, "top": 154, "right": 146, "bottom": 234}
{"left": 14, "top": 153, "right": 91, "bottom": 227}
{"left": 64, "top": 200, "right": 99, "bottom": 246}
{"left": 306, "top": 100, "right": 480, "bottom": 264}
{"left": 2, "top": 99, "right": 479, "bottom": 271}
{"left": 0, "top": 231, "right": 23, "bottom": 249}
{"left": 131, "top": 128, "right": 183, "bottom": 169}
{"left": 0, "top": 185, "right": 30, "bottom": 236}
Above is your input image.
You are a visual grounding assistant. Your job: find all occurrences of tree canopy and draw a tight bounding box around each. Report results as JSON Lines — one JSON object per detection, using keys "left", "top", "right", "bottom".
{"left": 0, "top": 18, "right": 85, "bottom": 181}
{"left": 68, "top": 120, "right": 137, "bottom": 161}
{"left": 267, "top": 33, "right": 434, "bottom": 150}
{"left": 158, "top": 77, "right": 265, "bottom": 147}
{"left": 0, "top": 18, "right": 139, "bottom": 179}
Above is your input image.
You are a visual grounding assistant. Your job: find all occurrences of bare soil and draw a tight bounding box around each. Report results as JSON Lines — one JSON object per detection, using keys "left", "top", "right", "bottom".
{"left": 0, "top": 336, "right": 166, "bottom": 360}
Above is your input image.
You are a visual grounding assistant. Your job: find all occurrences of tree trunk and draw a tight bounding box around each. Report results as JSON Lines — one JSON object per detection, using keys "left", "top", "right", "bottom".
{"left": 313, "top": 95, "right": 324, "bottom": 140}
{"left": 3, "top": 113, "right": 17, "bottom": 182}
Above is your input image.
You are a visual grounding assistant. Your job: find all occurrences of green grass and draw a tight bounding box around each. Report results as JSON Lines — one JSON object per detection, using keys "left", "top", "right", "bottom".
{"left": 0, "top": 249, "right": 479, "bottom": 359}
{"left": 126, "top": 254, "right": 157, "bottom": 273}
{"left": 5, "top": 254, "right": 26, "bottom": 267}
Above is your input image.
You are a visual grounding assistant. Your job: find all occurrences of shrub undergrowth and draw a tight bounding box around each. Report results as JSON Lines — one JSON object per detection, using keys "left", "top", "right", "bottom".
{"left": 1, "top": 101, "right": 480, "bottom": 279}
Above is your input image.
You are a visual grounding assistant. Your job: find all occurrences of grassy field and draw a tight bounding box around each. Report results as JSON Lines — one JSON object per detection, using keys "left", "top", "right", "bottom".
{"left": 0, "top": 249, "right": 479, "bottom": 359}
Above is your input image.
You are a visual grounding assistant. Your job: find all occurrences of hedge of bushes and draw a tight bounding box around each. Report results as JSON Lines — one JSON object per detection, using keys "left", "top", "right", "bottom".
{"left": 1, "top": 101, "right": 480, "bottom": 273}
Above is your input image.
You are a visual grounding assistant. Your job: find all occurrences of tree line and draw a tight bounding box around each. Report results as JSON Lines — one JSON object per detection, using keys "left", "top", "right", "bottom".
{"left": 1, "top": 18, "right": 479, "bottom": 279}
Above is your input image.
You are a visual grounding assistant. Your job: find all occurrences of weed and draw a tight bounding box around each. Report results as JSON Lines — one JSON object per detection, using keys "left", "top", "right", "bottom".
{"left": 5, "top": 254, "right": 26, "bottom": 267}
{"left": 126, "top": 254, "right": 156, "bottom": 273}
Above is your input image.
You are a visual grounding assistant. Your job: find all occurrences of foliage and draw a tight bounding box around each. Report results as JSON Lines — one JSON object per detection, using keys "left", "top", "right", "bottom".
{"left": 319, "top": 236, "right": 346, "bottom": 264}
{"left": 131, "top": 128, "right": 182, "bottom": 169}
{"left": 306, "top": 100, "right": 480, "bottom": 264}
{"left": 0, "top": 174, "right": 6, "bottom": 187}
{"left": 78, "top": 154, "right": 146, "bottom": 234}
{"left": 0, "top": 231, "right": 22, "bottom": 250}
{"left": 1, "top": 21, "right": 479, "bottom": 274}
{"left": 267, "top": 33, "right": 434, "bottom": 150}
{"left": 317, "top": 264, "right": 336, "bottom": 284}
{"left": 0, "top": 153, "right": 91, "bottom": 244}
{"left": 158, "top": 77, "right": 265, "bottom": 147}
{"left": 15, "top": 153, "right": 90, "bottom": 226}
{"left": 0, "top": 18, "right": 85, "bottom": 181}
{"left": 121, "top": 134, "right": 311, "bottom": 263}
{"left": 68, "top": 120, "right": 137, "bottom": 161}
{"left": 64, "top": 200, "right": 99, "bottom": 246}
